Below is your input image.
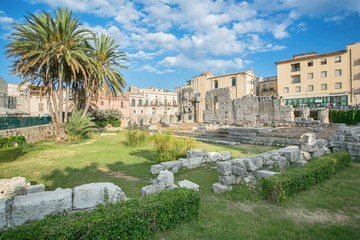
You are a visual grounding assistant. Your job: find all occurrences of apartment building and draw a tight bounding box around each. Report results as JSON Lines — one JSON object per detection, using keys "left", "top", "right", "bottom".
{"left": 257, "top": 76, "right": 277, "bottom": 96}
{"left": 95, "top": 91, "right": 130, "bottom": 117}
{"left": 176, "top": 70, "right": 257, "bottom": 122}
{"left": 276, "top": 42, "right": 360, "bottom": 108}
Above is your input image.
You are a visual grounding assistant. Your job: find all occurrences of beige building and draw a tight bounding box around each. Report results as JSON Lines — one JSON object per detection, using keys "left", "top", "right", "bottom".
{"left": 176, "top": 70, "right": 257, "bottom": 122}
{"left": 276, "top": 42, "right": 360, "bottom": 108}
{"left": 257, "top": 76, "right": 278, "bottom": 96}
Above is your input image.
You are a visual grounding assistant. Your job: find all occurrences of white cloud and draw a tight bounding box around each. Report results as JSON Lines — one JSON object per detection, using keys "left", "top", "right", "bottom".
{"left": 0, "top": 11, "right": 15, "bottom": 30}
{"left": 127, "top": 50, "right": 161, "bottom": 60}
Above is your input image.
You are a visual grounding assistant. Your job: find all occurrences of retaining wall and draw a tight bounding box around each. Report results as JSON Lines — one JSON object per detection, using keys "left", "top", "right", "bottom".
{"left": 0, "top": 124, "right": 54, "bottom": 143}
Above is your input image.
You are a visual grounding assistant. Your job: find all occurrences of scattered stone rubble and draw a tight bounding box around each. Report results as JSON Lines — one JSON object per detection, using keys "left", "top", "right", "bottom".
{"left": 0, "top": 178, "right": 126, "bottom": 231}
{"left": 212, "top": 133, "right": 331, "bottom": 193}
{"left": 150, "top": 150, "right": 231, "bottom": 175}
{"left": 141, "top": 170, "right": 199, "bottom": 196}
{"left": 330, "top": 126, "right": 360, "bottom": 160}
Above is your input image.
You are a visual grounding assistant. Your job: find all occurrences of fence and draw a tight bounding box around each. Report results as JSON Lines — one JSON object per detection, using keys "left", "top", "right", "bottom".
{"left": 0, "top": 116, "right": 52, "bottom": 130}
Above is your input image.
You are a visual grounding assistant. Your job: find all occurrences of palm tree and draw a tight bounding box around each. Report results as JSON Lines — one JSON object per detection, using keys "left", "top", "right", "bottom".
{"left": 6, "top": 8, "right": 94, "bottom": 141}
{"left": 81, "top": 34, "right": 128, "bottom": 117}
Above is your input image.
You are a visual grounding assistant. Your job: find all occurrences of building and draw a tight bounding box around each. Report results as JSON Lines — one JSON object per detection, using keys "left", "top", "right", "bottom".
{"left": 257, "top": 76, "right": 278, "bottom": 96}
{"left": 125, "top": 86, "right": 178, "bottom": 125}
{"left": 176, "top": 70, "right": 257, "bottom": 122}
{"left": 276, "top": 42, "right": 360, "bottom": 108}
{"left": 95, "top": 91, "right": 130, "bottom": 117}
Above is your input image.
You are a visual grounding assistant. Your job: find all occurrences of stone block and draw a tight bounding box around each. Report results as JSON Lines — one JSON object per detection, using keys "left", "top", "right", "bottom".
{"left": 178, "top": 180, "right": 199, "bottom": 191}
{"left": 187, "top": 157, "right": 204, "bottom": 168}
{"left": 0, "top": 198, "right": 6, "bottom": 230}
{"left": 244, "top": 159, "right": 258, "bottom": 171}
{"left": 212, "top": 183, "right": 232, "bottom": 194}
{"left": 330, "top": 141, "right": 342, "bottom": 148}
{"left": 231, "top": 159, "right": 247, "bottom": 176}
{"left": 301, "top": 133, "right": 316, "bottom": 144}
{"left": 255, "top": 170, "right": 280, "bottom": 180}
{"left": 311, "top": 148, "right": 325, "bottom": 158}
{"left": 217, "top": 161, "right": 232, "bottom": 175}
{"left": 300, "top": 142, "right": 319, "bottom": 153}
{"left": 324, "top": 147, "right": 331, "bottom": 154}
{"left": 150, "top": 164, "right": 164, "bottom": 175}
{"left": 26, "top": 184, "right": 45, "bottom": 194}
{"left": 219, "top": 174, "right": 236, "bottom": 186}
{"left": 10, "top": 188, "right": 72, "bottom": 227}
{"left": 251, "top": 156, "right": 264, "bottom": 169}
{"left": 161, "top": 160, "right": 183, "bottom": 174}
{"left": 187, "top": 149, "right": 208, "bottom": 158}
{"left": 301, "top": 151, "right": 311, "bottom": 161}
{"left": 316, "top": 139, "right": 328, "bottom": 148}
{"left": 273, "top": 156, "right": 289, "bottom": 168}
{"left": 154, "top": 170, "right": 174, "bottom": 187}
{"left": 141, "top": 184, "right": 165, "bottom": 196}
{"left": 207, "top": 152, "right": 222, "bottom": 162}
{"left": 219, "top": 151, "right": 231, "bottom": 161}
{"left": 73, "top": 183, "right": 127, "bottom": 210}
{"left": 179, "top": 158, "right": 189, "bottom": 168}
{"left": 278, "top": 147, "right": 301, "bottom": 163}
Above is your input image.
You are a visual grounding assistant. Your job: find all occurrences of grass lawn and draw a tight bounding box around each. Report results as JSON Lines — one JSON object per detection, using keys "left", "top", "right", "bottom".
{"left": 1, "top": 131, "right": 359, "bottom": 239}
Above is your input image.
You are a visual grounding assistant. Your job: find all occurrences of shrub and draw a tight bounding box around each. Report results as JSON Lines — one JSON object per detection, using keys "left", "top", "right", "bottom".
{"left": 151, "top": 133, "right": 195, "bottom": 163}
{"left": 93, "top": 109, "right": 122, "bottom": 127}
{"left": 0, "top": 147, "right": 23, "bottom": 162}
{"left": 0, "top": 136, "right": 26, "bottom": 148}
{"left": 65, "top": 108, "right": 96, "bottom": 141}
{"left": 329, "top": 109, "right": 360, "bottom": 125}
{"left": 0, "top": 189, "right": 200, "bottom": 240}
{"left": 126, "top": 128, "right": 149, "bottom": 147}
{"left": 259, "top": 152, "right": 351, "bottom": 203}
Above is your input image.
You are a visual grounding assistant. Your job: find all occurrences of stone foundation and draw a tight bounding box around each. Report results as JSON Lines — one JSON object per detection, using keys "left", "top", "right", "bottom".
{"left": 0, "top": 124, "right": 54, "bottom": 143}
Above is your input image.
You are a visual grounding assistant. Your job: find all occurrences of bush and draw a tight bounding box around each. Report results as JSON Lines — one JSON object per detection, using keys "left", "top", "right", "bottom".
{"left": 329, "top": 109, "right": 360, "bottom": 125}
{"left": 93, "top": 109, "right": 122, "bottom": 127}
{"left": 259, "top": 152, "right": 351, "bottom": 203}
{"left": 0, "top": 136, "right": 26, "bottom": 148}
{"left": 126, "top": 128, "right": 149, "bottom": 147}
{"left": 0, "top": 147, "right": 23, "bottom": 162}
{"left": 151, "top": 133, "right": 195, "bottom": 163}
{"left": 65, "top": 108, "right": 96, "bottom": 141}
{"left": 0, "top": 189, "right": 200, "bottom": 240}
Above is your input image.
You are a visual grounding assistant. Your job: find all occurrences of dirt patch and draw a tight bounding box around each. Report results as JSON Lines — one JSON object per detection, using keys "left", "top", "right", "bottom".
{"left": 97, "top": 167, "right": 139, "bottom": 181}
{"left": 285, "top": 208, "right": 350, "bottom": 224}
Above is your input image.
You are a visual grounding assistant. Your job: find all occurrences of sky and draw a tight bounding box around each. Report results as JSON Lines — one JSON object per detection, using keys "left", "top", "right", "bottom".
{"left": 0, "top": 0, "right": 360, "bottom": 90}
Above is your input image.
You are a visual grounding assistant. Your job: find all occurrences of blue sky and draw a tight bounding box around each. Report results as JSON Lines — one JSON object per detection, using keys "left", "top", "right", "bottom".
{"left": 0, "top": 0, "right": 360, "bottom": 90}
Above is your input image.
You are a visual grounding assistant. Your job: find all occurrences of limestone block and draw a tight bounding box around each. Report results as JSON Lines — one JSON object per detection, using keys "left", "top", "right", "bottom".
{"left": 155, "top": 170, "right": 174, "bottom": 187}
{"left": 311, "top": 148, "right": 325, "bottom": 158}
{"left": 300, "top": 142, "right": 319, "bottom": 153}
{"left": 324, "top": 147, "right": 331, "bottom": 154}
{"left": 10, "top": 188, "right": 72, "bottom": 227}
{"left": 73, "top": 183, "right": 126, "bottom": 210}
{"left": 339, "top": 134, "right": 346, "bottom": 142}
{"left": 314, "top": 127, "right": 324, "bottom": 133}
{"left": 0, "top": 198, "right": 6, "bottom": 230}
{"left": 316, "top": 139, "right": 328, "bottom": 148}
{"left": 150, "top": 164, "right": 164, "bottom": 175}
{"left": 255, "top": 170, "right": 280, "bottom": 180}
{"left": 187, "top": 149, "right": 208, "bottom": 158}
{"left": 219, "top": 174, "right": 236, "bottom": 186}
{"left": 187, "top": 157, "right": 204, "bottom": 168}
{"left": 244, "top": 159, "right": 257, "bottom": 171}
{"left": 231, "top": 159, "right": 247, "bottom": 176}
{"left": 212, "top": 183, "right": 232, "bottom": 194}
{"left": 332, "top": 147, "right": 344, "bottom": 153}
{"left": 217, "top": 161, "right": 232, "bottom": 175}
{"left": 161, "top": 160, "right": 183, "bottom": 173}
{"left": 26, "top": 184, "right": 45, "bottom": 194}
{"left": 292, "top": 161, "right": 307, "bottom": 167}
{"left": 207, "top": 152, "right": 222, "bottom": 162}
{"left": 251, "top": 156, "right": 264, "bottom": 169}
{"left": 330, "top": 141, "right": 342, "bottom": 148}
{"left": 301, "top": 151, "right": 311, "bottom": 161}
{"left": 219, "top": 151, "right": 231, "bottom": 161}
{"left": 141, "top": 184, "right": 166, "bottom": 196}
{"left": 273, "top": 156, "right": 289, "bottom": 168}
{"left": 301, "top": 133, "right": 316, "bottom": 144}
{"left": 178, "top": 180, "right": 199, "bottom": 191}
{"left": 278, "top": 147, "right": 301, "bottom": 163}
{"left": 179, "top": 158, "right": 189, "bottom": 168}
{"left": 330, "top": 134, "right": 339, "bottom": 141}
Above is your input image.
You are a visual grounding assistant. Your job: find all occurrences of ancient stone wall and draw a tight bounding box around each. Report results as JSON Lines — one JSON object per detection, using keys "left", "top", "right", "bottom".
{"left": 330, "top": 126, "right": 360, "bottom": 160}
{"left": 203, "top": 88, "right": 233, "bottom": 123}
{"left": 0, "top": 124, "right": 54, "bottom": 143}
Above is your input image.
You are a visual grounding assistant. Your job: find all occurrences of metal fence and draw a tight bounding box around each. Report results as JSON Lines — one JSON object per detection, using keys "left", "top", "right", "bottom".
{"left": 0, "top": 116, "right": 52, "bottom": 130}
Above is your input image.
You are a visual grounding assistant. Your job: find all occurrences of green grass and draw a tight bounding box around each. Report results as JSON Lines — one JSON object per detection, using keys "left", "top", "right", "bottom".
{"left": 1, "top": 131, "right": 359, "bottom": 239}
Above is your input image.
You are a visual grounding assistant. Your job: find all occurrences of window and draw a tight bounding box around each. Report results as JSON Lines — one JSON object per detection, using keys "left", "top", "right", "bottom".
{"left": 291, "top": 63, "right": 300, "bottom": 72}
{"left": 262, "top": 84, "right": 267, "bottom": 91}
{"left": 321, "top": 71, "right": 327, "bottom": 78}
{"left": 307, "top": 85, "right": 314, "bottom": 91}
{"left": 138, "top": 99, "right": 142, "bottom": 106}
{"left": 140, "top": 110, "right": 143, "bottom": 114}
{"left": 101, "top": 101, "right": 104, "bottom": 106}
{"left": 335, "top": 56, "right": 341, "bottom": 63}
{"left": 321, "top": 58, "right": 327, "bottom": 65}
{"left": 214, "top": 80, "right": 218, "bottom": 89}
{"left": 269, "top": 83, "right": 274, "bottom": 90}
{"left": 307, "top": 61, "right": 313, "bottom": 67}
{"left": 307, "top": 73, "right": 314, "bottom": 79}
{"left": 131, "top": 99, "right": 136, "bottom": 106}
{"left": 121, "top": 101, "right": 124, "bottom": 108}
{"left": 321, "top": 84, "right": 327, "bottom": 90}
{"left": 335, "top": 69, "right": 342, "bottom": 76}
{"left": 39, "top": 103, "right": 44, "bottom": 111}
{"left": 133, "top": 110, "right": 136, "bottom": 114}
{"left": 231, "top": 77, "right": 236, "bottom": 86}
{"left": 291, "top": 75, "right": 301, "bottom": 83}
{"left": 335, "top": 82, "right": 342, "bottom": 89}
{"left": 145, "top": 100, "right": 149, "bottom": 106}
{"left": 283, "top": 87, "right": 289, "bottom": 93}
{"left": 295, "top": 86, "right": 301, "bottom": 92}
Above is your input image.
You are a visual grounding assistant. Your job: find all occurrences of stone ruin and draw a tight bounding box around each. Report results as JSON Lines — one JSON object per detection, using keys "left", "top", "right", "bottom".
{"left": 0, "top": 177, "right": 126, "bottom": 231}
{"left": 202, "top": 88, "right": 329, "bottom": 126}
{"left": 212, "top": 133, "right": 331, "bottom": 193}
{"left": 330, "top": 125, "right": 360, "bottom": 160}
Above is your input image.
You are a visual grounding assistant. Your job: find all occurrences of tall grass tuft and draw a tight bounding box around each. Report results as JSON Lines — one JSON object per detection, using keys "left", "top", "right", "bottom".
{"left": 126, "top": 128, "right": 149, "bottom": 147}
{"left": 65, "top": 108, "right": 96, "bottom": 141}
{"left": 151, "top": 133, "right": 195, "bottom": 163}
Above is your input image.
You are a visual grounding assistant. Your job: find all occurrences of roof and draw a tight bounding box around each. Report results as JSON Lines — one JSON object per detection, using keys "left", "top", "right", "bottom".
{"left": 275, "top": 50, "right": 347, "bottom": 65}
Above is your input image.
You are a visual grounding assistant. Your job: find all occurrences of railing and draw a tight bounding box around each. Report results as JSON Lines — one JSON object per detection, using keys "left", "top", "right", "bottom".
{"left": 0, "top": 116, "right": 52, "bottom": 130}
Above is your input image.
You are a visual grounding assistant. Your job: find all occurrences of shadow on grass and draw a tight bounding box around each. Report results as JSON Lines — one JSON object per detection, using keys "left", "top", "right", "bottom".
{"left": 129, "top": 149, "right": 156, "bottom": 162}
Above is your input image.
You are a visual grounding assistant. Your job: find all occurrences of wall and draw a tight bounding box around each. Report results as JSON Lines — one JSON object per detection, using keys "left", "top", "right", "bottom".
{"left": 0, "top": 124, "right": 54, "bottom": 143}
